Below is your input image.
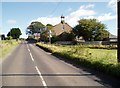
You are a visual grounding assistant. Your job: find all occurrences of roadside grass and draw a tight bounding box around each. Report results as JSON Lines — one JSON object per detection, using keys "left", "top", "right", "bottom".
{"left": 36, "top": 43, "right": 120, "bottom": 78}
{"left": 0, "top": 40, "right": 19, "bottom": 59}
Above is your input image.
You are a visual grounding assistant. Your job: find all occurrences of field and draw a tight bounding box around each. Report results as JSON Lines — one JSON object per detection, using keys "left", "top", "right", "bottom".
{"left": 0, "top": 40, "right": 19, "bottom": 59}
{"left": 37, "top": 43, "right": 117, "bottom": 64}
{"left": 37, "top": 43, "right": 120, "bottom": 77}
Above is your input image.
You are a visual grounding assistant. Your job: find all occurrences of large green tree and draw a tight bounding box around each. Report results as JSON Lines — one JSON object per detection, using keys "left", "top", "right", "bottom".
{"left": 73, "top": 19, "right": 109, "bottom": 41}
{"left": 26, "top": 21, "right": 45, "bottom": 35}
{"left": 94, "top": 29, "right": 109, "bottom": 41}
{"left": 7, "top": 28, "right": 22, "bottom": 39}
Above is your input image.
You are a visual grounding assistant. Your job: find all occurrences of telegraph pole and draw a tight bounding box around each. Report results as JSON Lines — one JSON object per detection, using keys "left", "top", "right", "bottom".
{"left": 49, "top": 30, "right": 52, "bottom": 44}
{"left": 117, "top": 0, "right": 120, "bottom": 63}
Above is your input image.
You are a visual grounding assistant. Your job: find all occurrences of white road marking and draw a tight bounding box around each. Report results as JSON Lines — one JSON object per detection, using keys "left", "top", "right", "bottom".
{"left": 29, "top": 53, "right": 34, "bottom": 61}
{"left": 28, "top": 49, "right": 30, "bottom": 52}
{"left": 35, "top": 66, "right": 47, "bottom": 88}
{"left": 27, "top": 45, "right": 34, "bottom": 61}
{"left": 27, "top": 44, "right": 47, "bottom": 87}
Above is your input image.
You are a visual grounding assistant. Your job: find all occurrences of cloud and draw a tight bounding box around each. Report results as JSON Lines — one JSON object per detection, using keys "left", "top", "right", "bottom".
{"left": 65, "top": 4, "right": 96, "bottom": 27}
{"left": 30, "top": 17, "right": 60, "bottom": 26}
{"left": 7, "top": 19, "right": 16, "bottom": 24}
{"left": 29, "top": 4, "right": 116, "bottom": 28}
{"left": 84, "top": 13, "right": 116, "bottom": 21}
{"left": 70, "top": 4, "right": 95, "bottom": 17}
{"left": 107, "top": 0, "right": 117, "bottom": 11}
{"left": 80, "top": 4, "right": 94, "bottom": 9}
{"left": 83, "top": 16, "right": 95, "bottom": 19}
{"left": 97, "top": 13, "right": 116, "bottom": 21}
{"left": 30, "top": 4, "right": 96, "bottom": 27}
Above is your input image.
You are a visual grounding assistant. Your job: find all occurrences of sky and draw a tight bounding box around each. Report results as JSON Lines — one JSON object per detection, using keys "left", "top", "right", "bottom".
{"left": 0, "top": 0, "right": 118, "bottom": 38}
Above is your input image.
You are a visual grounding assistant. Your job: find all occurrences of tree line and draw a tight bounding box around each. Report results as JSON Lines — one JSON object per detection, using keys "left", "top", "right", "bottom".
{"left": 26, "top": 18, "right": 110, "bottom": 42}
{"left": 1, "top": 28, "right": 22, "bottom": 40}
{"left": 2, "top": 18, "right": 109, "bottom": 41}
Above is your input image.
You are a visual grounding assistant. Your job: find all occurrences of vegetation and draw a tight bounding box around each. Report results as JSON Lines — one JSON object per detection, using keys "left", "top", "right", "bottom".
{"left": 0, "top": 40, "right": 19, "bottom": 59}
{"left": 26, "top": 19, "right": 110, "bottom": 43}
{"left": 73, "top": 19, "right": 110, "bottom": 41}
{"left": 26, "top": 21, "right": 45, "bottom": 35}
{"left": 46, "top": 24, "right": 53, "bottom": 30}
{"left": 36, "top": 43, "right": 120, "bottom": 78}
{"left": 0, "top": 34, "right": 6, "bottom": 40}
{"left": 7, "top": 28, "right": 22, "bottom": 39}
{"left": 26, "top": 22, "right": 53, "bottom": 42}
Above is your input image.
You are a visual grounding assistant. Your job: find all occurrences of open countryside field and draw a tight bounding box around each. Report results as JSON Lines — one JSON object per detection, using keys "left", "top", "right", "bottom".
{"left": 37, "top": 43, "right": 120, "bottom": 77}
{"left": 89, "top": 49, "right": 117, "bottom": 64}
{"left": 37, "top": 43, "right": 117, "bottom": 64}
{"left": 0, "top": 40, "right": 19, "bottom": 59}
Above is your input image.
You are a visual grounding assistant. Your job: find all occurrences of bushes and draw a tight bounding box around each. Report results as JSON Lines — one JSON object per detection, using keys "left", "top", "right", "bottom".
{"left": 51, "top": 35, "right": 59, "bottom": 43}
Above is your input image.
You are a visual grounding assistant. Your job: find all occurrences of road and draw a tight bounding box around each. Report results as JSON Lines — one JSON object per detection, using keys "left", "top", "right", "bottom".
{"left": 1, "top": 41, "right": 120, "bottom": 87}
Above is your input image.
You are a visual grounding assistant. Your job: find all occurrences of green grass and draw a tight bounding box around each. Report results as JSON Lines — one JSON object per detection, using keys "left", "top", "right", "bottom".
{"left": 89, "top": 49, "right": 117, "bottom": 64}
{"left": 0, "top": 40, "right": 19, "bottom": 59}
{"left": 36, "top": 43, "right": 119, "bottom": 78}
{"left": 37, "top": 44, "right": 117, "bottom": 64}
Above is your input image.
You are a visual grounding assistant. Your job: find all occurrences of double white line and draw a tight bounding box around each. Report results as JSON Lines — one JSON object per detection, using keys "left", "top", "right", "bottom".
{"left": 27, "top": 44, "right": 47, "bottom": 88}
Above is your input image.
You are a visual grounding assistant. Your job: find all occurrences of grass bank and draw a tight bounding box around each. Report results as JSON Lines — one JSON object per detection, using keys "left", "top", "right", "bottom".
{"left": 0, "top": 40, "right": 19, "bottom": 59}
{"left": 36, "top": 43, "right": 120, "bottom": 78}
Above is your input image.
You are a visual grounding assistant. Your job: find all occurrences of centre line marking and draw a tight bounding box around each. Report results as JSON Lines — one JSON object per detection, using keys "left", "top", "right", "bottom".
{"left": 27, "top": 44, "right": 47, "bottom": 87}
{"left": 29, "top": 53, "right": 34, "bottom": 61}
{"left": 28, "top": 49, "right": 30, "bottom": 52}
{"left": 35, "top": 66, "right": 47, "bottom": 88}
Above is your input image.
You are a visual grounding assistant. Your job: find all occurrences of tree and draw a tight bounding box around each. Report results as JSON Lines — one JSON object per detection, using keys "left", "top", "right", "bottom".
{"left": 94, "top": 29, "right": 109, "bottom": 41}
{"left": 46, "top": 24, "right": 54, "bottom": 36}
{"left": 0, "top": 34, "right": 6, "bottom": 40}
{"left": 26, "top": 21, "right": 45, "bottom": 35}
{"left": 7, "top": 28, "right": 22, "bottom": 39}
{"left": 73, "top": 19, "right": 109, "bottom": 41}
{"left": 39, "top": 24, "right": 54, "bottom": 42}
{"left": 46, "top": 24, "right": 53, "bottom": 30}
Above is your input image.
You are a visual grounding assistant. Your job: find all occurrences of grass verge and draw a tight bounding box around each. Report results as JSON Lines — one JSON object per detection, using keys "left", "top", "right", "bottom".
{"left": 0, "top": 40, "right": 19, "bottom": 59}
{"left": 36, "top": 43, "right": 120, "bottom": 78}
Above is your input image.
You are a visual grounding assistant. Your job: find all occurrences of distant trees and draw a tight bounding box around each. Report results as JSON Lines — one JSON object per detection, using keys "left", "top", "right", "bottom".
{"left": 26, "top": 21, "right": 45, "bottom": 35}
{"left": 73, "top": 19, "right": 110, "bottom": 41}
{"left": 7, "top": 28, "right": 22, "bottom": 39}
{"left": 0, "top": 34, "right": 5, "bottom": 40}
{"left": 26, "top": 22, "right": 54, "bottom": 42}
{"left": 46, "top": 24, "right": 53, "bottom": 30}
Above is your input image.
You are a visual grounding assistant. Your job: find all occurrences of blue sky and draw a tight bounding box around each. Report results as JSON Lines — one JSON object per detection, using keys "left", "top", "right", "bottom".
{"left": 1, "top": 0, "right": 117, "bottom": 38}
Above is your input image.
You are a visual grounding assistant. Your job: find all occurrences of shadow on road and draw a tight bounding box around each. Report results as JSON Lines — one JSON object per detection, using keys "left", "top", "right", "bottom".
{"left": 50, "top": 53, "right": 120, "bottom": 88}
{"left": 1, "top": 73, "right": 94, "bottom": 76}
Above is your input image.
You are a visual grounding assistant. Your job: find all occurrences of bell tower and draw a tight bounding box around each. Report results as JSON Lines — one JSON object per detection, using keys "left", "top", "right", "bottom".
{"left": 61, "top": 15, "right": 65, "bottom": 24}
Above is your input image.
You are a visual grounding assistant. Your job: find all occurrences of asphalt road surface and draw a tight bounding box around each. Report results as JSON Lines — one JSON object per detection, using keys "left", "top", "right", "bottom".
{"left": 1, "top": 41, "right": 120, "bottom": 87}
